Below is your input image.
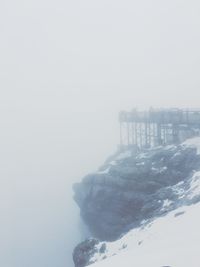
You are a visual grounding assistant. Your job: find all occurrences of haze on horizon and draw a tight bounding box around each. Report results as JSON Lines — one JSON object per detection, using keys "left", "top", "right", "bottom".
{"left": 1, "top": 0, "right": 200, "bottom": 266}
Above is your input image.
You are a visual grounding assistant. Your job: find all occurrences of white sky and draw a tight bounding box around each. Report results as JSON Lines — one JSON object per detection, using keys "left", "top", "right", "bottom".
{"left": 1, "top": 0, "right": 200, "bottom": 267}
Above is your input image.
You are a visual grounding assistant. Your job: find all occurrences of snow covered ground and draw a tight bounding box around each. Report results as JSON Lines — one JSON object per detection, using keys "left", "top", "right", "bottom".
{"left": 90, "top": 201, "right": 200, "bottom": 267}
{"left": 88, "top": 137, "right": 200, "bottom": 267}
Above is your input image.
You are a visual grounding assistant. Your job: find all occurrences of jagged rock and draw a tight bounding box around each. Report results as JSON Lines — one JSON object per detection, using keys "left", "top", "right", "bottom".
{"left": 73, "top": 239, "right": 107, "bottom": 267}
{"left": 73, "top": 239, "right": 99, "bottom": 267}
{"left": 73, "top": 144, "right": 200, "bottom": 242}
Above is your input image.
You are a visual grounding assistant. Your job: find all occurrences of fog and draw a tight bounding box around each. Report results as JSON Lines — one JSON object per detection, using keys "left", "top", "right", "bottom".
{"left": 1, "top": 0, "right": 200, "bottom": 266}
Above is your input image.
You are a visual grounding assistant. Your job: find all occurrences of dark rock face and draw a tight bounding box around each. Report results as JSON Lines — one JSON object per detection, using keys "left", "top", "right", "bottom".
{"left": 73, "top": 239, "right": 99, "bottom": 267}
{"left": 73, "top": 144, "right": 200, "bottom": 242}
{"left": 73, "top": 239, "right": 107, "bottom": 267}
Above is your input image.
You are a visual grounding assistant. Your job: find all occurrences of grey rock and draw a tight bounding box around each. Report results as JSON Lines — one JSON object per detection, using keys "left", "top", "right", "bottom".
{"left": 73, "top": 239, "right": 99, "bottom": 267}
{"left": 73, "top": 145, "right": 200, "bottom": 242}
{"left": 73, "top": 144, "right": 200, "bottom": 267}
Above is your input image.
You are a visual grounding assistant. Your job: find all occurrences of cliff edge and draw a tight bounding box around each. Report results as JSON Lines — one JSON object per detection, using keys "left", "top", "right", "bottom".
{"left": 73, "top": 137, "right": 200, "bottom": 267}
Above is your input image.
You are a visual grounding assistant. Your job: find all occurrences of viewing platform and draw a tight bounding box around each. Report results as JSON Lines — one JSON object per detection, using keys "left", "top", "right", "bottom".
{"left": 119, "top": 108, "right": 200, "bottom": 149}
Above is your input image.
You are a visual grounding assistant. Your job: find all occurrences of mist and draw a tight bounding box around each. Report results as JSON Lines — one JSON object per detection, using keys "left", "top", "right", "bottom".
{"left": 1, "top": 0, "right": 200, "bottom": 266}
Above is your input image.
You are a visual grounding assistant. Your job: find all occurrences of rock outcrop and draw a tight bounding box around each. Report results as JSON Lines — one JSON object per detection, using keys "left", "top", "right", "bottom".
{"left": 73, "top": 239, "right": 99, "bottom": 267}
{"left": 73, "top": 138, "right": 200, "bottom": 267}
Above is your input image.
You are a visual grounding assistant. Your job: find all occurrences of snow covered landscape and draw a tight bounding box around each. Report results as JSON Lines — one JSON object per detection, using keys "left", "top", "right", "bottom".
{"left": 73, "top": 137, "right": 200, "bottom": 267}
{"left": 90, "top": 202, "right": 200, "bottom": 267}
{"left": 89, "top": 171, "right": 200, "bottom": 267}
{"left": 2, "top": 0, "right": 200, "bottom": 266}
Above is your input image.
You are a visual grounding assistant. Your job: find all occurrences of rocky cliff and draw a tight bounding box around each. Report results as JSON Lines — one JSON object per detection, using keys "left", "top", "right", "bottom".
{"left": 73, "top": 137, "right": 200, "bottom": 267}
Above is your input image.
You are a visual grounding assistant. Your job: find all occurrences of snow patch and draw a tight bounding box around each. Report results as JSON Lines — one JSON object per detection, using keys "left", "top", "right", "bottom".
{"left": 182, "top": 136, "right": 200, "bottom": 154}
{"left": 162, "top": 199, "right": 173, "bottom": 210}
{"left": 187, "top": 171, "right": 200, "bottom": 199}
{"left": 171, "top": 181, "right": 185, "bottom": 199}
{"left": 116, "top": 151, "right": 132, "bottom": 160}
{"left": 151, "top": 166, "right": 168, "bottom": 173}
{"left": 98, "top": 168, "right": 110, "bottom": 174}
{"left": 136, "top": 162, "right": 145, "bottom": 166}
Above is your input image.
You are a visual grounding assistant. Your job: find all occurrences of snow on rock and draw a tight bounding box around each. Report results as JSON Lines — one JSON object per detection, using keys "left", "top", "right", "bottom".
{"left": 170, "top": 181, "right": 185, "bottom": 200}
{"left": 182, "top": 136, "right": 200, "bottom": 155}
{"left": 73, "top": 140, "right": 200, "bottom": 242}
{"left": 186, "top": 171, "right": 200, "bottom": 200}
{"left": 88, "top": 170, "right": 200, "bottom": 266}
{"left": 97, "top": 168, "right": 110, "bottom": 174}
{"left": 96, "top": 150, "right": 132, "bottom": 174}
{"left": 115, "top": 150, "right": 132, "bottom": 160}
{"left": 161, "top": 199, "right": 173, "bottom": 210}
{"left": 73, "top": 137, "right": 200, "bottom": 267}
{"left": 90, "top": 202, "right": 200, "bottom": 267}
